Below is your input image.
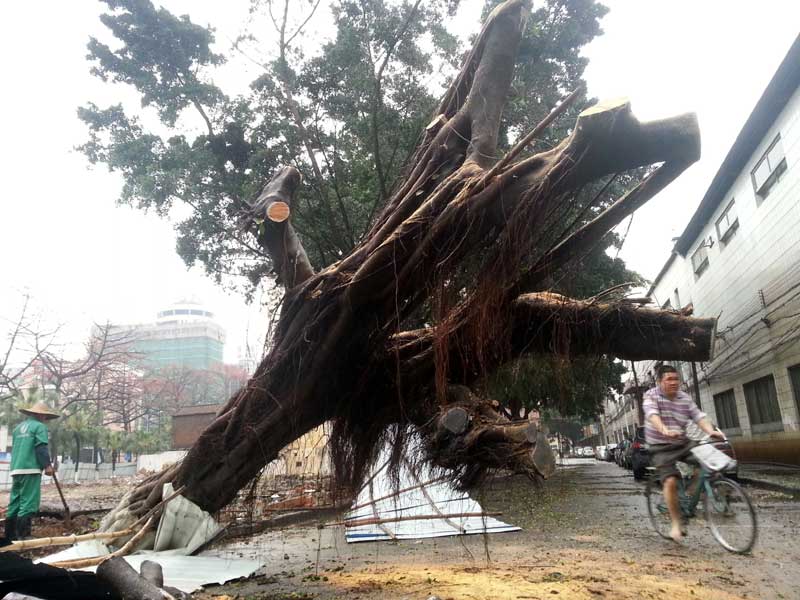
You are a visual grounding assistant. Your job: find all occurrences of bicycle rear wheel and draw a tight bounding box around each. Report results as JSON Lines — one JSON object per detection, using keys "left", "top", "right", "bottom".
{"left": 645, "top": 477, "right": 672, "bottom": 539}
{"left": 704, "top": 477, "right": 757, "bottom": 553}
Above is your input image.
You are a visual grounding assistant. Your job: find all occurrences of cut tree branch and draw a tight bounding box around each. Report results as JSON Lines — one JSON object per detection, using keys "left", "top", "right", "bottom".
{"left": 245, "top": 166, "right": 315, "bottom": 289}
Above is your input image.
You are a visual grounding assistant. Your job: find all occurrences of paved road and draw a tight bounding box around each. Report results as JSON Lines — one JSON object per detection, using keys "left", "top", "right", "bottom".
{"left": 202, "top": 458, "right": 800, "bottom": 599}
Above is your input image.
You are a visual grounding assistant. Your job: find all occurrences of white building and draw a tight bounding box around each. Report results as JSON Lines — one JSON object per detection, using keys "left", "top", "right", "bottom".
{"left": 601, "top": 392, "right": 639, "bottom": 445}
{"left": 635, "top": 35, "right": 800, "bottom": 462}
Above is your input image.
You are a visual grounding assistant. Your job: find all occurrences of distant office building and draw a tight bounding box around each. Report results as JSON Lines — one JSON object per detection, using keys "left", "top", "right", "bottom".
{"left": 111, "top": 300, "right": 226, "bottom": 371}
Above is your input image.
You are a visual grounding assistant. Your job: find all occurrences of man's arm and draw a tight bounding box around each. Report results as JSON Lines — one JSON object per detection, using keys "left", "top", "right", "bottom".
{"left": 696, "top": 417, "right": 725, "bottom": 439}
{"left": 35, "top": 443, "right": 54, "bottom": 476}
{"left": 688, "top": 399, "right": 724, "bottom": 439}
{"left": 648, "top": 413, "right": 682, "bottom": 439}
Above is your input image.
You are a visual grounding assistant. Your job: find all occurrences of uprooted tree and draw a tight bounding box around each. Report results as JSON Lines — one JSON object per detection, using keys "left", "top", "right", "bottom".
{"left": 100, "top": 0, "right": 715, "bottom": 532}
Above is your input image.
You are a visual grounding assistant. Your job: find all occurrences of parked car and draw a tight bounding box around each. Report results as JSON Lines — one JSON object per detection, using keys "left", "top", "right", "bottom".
{"left": 605, "top": 443, "right": 618, "bottom": 462}
{"left": 595, "top": 445, "right": 608, "bottom": 461}
{"left": 627, "top": 427, "right": 650, "bottom": 480}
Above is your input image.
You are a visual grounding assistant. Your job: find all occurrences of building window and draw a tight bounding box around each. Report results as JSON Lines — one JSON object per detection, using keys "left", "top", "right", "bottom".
{"left": 751, "top": 135, "right": 787, "bottom": 198}
{"left": 788, "top": 364, "right": 800, "bottom": 418}
{"left": 743, "top": 375, "right": 783, "bottom": 433}
{"left": 713, "top": 389, "right": 740, "bottom": 433}
{"left": 691, "top": 244, "right": 709, "bottom": 276}
{"left": 715, "top": 200, "right": 739, "bottom": 244}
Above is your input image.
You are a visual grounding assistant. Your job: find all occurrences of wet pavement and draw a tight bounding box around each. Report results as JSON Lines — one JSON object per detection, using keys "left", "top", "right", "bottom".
{"left": 200, "top": 458, "right": 800, "bottom": 599}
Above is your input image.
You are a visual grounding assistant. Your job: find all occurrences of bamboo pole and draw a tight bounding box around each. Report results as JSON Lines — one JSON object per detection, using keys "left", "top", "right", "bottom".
{"left": 1, "top": 527, "right": 136, "bottom": 553}
{"left": 48, "top": 515, "right": 156, "bottom": 570}
{"left": 348, "top": 476, "right": 449, "bottom": 512}
{"left": 329, "top": 511, "right": 502, "bottom": 528}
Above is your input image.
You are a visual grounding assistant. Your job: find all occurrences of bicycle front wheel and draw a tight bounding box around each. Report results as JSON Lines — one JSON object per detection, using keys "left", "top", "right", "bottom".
{"left": 704, "top": 477, "right": 757, "bottom": 554}
{"left": 645, "top": 477, "right": 672, "bottom": 540}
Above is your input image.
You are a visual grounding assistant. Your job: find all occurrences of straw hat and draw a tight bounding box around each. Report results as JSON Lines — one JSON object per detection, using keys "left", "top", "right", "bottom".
{"left": 19, "top": 401, "right": 60, "bottom": 420}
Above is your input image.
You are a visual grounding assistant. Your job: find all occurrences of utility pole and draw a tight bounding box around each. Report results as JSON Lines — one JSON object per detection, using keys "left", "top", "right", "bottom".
{"left": 630, "top": 361, "right": 645, "bottom": 426}
{"left": 690, "top": 361, "right": 702, "bottom": 408}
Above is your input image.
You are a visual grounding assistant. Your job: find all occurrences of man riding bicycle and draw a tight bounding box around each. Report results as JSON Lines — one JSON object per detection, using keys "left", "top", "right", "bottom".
{"left": 644, "top": 365, "right": 724, "bottom": 542}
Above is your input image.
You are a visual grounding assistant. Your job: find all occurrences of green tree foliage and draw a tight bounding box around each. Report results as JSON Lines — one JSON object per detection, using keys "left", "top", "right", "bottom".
{"left": 80, "top": 0, "right": 639, "bottom": 418}
{"left": 78, "top": 0, "right": 619, "bottom": 289}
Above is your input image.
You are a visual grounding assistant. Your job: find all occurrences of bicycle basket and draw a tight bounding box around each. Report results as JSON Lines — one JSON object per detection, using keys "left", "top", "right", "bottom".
{"left": 690, "top": 444, "right": 736, "bottom": 472}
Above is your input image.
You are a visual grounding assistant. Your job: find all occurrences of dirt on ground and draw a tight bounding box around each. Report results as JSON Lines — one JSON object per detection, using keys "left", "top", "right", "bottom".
{"left": 0, "top": 477, "right": 136, "bottom": 516}
{"left": 1, "top": 477, "right": 135, "bottom": 558}
{"left": 196, "top": 460, "right": 800, "bottom": 600}
{"left": 3, "top": 461, "right": 798, "bottom": 598}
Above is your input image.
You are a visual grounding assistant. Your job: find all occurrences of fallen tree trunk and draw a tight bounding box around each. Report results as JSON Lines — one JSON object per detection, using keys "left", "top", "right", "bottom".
{"left": 96, "top": 557, "right": 171, "bottom": 600}
{"left": 99, "top": 0, "right": 711, "bottom": 535}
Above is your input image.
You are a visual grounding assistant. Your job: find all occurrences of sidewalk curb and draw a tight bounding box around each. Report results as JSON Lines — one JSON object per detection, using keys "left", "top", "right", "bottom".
{"left": 737, "top": 477, "right": 800, "bottom": 497}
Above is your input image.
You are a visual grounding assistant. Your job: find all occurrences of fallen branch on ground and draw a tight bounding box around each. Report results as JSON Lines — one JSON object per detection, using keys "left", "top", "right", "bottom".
{"left": 330, "top": 511, "right": 502, "bottom": 528}
{"left": 48, "top": 515, "right": 156, "bottom": 569}
{"left": 1, "top": 527, "right": 136, "bottom": 554}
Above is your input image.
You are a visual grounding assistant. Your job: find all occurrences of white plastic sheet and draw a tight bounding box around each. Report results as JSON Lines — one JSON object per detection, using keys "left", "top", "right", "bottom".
{"left": 344, "top": 456, "right": 520, "bottom": 543}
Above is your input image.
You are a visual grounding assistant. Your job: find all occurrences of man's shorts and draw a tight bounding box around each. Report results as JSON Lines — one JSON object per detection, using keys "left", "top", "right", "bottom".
{"left": 649, "top": 441, "right": 695, "bottom": 481}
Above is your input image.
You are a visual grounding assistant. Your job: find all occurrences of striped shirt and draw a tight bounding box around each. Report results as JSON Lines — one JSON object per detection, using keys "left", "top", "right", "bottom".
{"left": 642, "top": 387, "right": 706, "bottom": 445}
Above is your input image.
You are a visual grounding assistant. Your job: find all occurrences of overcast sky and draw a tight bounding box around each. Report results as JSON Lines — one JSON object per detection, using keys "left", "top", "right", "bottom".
{"left": 1, "top": 1, "right": 798, "bottom": 364}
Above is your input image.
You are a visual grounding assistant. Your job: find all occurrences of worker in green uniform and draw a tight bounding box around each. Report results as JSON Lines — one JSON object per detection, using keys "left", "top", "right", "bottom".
{"left": 4, "top": 401, "right": 59, "bottom": 541}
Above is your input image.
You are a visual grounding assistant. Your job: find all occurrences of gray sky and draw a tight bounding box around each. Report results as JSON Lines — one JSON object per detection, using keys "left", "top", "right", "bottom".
{"left": 1, "top": 0, "right": 798, "bottom": 363}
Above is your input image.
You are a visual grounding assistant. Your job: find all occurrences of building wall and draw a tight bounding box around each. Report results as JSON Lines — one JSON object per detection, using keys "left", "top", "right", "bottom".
{"left": 109, "top": 306, "right": 226, "bottom": 372}
{"left": 172, "top": 410, "right": 219, "bottom": 449}
{"left": 281, "top": 425, "right": 331, "bottom": 477}
{"left": 639, "top": 85, "right": 800, "bottom": 455}
{"left": 134, "top": 334, "right": 224, "bottom": 370}
{"left": 601, "top": 394, "right": 639, "bottom": 444}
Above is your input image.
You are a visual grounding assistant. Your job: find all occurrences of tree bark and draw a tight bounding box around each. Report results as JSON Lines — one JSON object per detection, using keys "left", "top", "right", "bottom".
{"left": 95, "top": 557, "right": 168, "bottom": 600}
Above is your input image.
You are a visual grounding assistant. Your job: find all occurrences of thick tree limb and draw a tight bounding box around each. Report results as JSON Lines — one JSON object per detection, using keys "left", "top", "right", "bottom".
{"left": 96, "top": 557, "right": 172, "bottom": 600}
{"left": 357, "top": 0, "right": 531, "bottom": 259}
{"left": 245, "top": 165, "right": 315, "bottom": 289}
{"left": 509, "top": 293, "right": 717, "bottom": 361}
{"left": 392, "top": 295, "right": 716, "bottom": 389}
{"left": 463, "top": 0, "right": 527, "bottom": 167}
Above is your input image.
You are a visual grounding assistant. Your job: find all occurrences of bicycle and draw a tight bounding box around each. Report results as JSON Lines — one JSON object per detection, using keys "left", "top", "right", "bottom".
{"left": 644, "top": 441, "right": 758, "bottom": 554}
